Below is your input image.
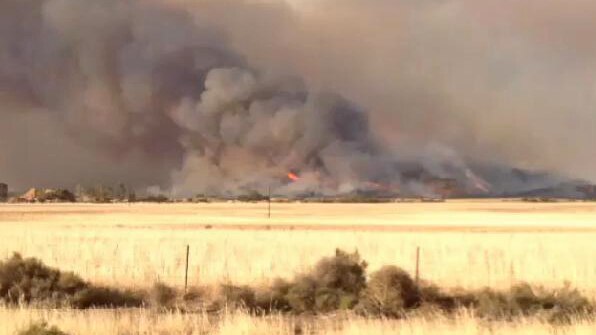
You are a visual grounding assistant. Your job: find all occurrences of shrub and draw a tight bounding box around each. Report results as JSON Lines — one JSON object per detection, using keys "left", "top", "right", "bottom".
{"left": 39, "top": 190, "right": 76, "bottom": 203}
{"left": 419, "top": 282, "right": 491, "bottom": 316}
{"left": 141, "top": 195, "right": 170, "bottom": 203}
{"left": 72, "top": 286, "right": 143, "bottom": 309}
{"left": 313, "top": 249, "right": 367, "bottom": 295}
{"left": 0, "top": 253, "right": 144, "bottom": 308}
{"left": 465, "top": 283, "right": 592, "bottom": 322}
{"left": 0, "top": 253, "right": 85, "bottom": 305}
{"left": 419, "top": 283, "right": 458, "bottom": 311}
{"left": 507, "top": 283, "right": 592, "bottom": 323}
{"left": 286, "top": 275, "right": 317, "bottom": 313}
{"left": 544, "top": 283, "right": 592, "bottom": 323}
{"left": 423, "top": 282, "right": 593, "bottom": 323}
{"left": 149, "top": 282, "right": 178, "bottom": 309}
{"left": 254, "top": 279, "right": 292, "bottom": 312}
{"left": 357, "top": 266, "right": 420, "bottom": 317}
{"left": 218, "top": 284, "right": 257, "bottom": 311}
{"left": 286, "top": 249, "right": 367, "bottom": 313}
{"left": 237, "top": 191, "right": 268, "bottom": 202}
{"left": 17, "top": 322, "right": 70, "bottom": 335}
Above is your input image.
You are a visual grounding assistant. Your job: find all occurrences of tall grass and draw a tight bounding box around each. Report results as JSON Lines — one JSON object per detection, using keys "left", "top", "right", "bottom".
{"left": 1, "top": 203, "right": 595, "bottom": 295}
{"left": 2, "top": 307, "right": 596, "bottom": 335}
{"left": 1, "top": 202, "right": 596, "bottom": 334}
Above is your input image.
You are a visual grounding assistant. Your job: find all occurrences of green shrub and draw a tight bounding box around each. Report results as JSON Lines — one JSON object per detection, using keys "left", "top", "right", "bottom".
{"left": 17, "top": 322, "right": 70, "bottom": 335}
{"left": 357, "top": 266, "right": 420, "bottom": 317}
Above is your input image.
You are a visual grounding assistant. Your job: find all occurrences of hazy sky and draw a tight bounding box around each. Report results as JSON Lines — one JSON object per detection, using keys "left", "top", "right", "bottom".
{"left": 1, "top": 0, "right": 594, "bottom": 193}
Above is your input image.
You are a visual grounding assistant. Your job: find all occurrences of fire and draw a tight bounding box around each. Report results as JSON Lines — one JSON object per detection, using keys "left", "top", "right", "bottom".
{"left": 287, "top": 172, "right": 300, "bottom": 182}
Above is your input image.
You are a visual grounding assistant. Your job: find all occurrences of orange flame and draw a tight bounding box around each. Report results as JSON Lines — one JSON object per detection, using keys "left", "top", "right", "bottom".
{"left": 287, "top": 172, "right": 300, "bottom": 182}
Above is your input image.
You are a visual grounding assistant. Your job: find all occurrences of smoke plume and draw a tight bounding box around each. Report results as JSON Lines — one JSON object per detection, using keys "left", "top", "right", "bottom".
{"left": 1, "top": 0, "right": 594, "bottom": 196}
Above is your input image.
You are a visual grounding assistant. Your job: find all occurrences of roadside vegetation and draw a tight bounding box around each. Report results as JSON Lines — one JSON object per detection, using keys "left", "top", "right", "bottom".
{"left": 1, "top": 251, "right": 592, "bottom": 325}
{"left": 0, "top": 254, "right": 142, "bottom": 308}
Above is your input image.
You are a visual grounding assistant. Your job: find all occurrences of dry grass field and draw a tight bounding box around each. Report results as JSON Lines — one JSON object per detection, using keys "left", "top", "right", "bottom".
{"left": 1, "top": 200, "right": 596, "bottom": 293}
{"left": 2, "top": 307, "right": 595, "bottom": 335}
{"left": 2, "top": 200, "right": 596, "bottom": 334}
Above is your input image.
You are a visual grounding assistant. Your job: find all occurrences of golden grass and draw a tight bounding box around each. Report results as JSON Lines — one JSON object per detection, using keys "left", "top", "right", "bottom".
{"left": 2, "top": 201, "right": 596, "bottom": 334}
{"left": 1, "top": 201, "right": 596, "bottom": 295}
{"left": 1, "top": 307, "right": 594, "bottom": 335}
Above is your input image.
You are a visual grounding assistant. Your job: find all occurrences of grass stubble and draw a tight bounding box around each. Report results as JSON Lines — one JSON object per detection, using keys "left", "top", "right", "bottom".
{"left": 1, "top": 201, "right": 596, "bottom": 334}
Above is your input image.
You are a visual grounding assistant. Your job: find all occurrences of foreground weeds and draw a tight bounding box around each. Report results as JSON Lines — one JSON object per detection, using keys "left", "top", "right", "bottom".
{"left": 0, "top": 251, "right": 593, "bottom": 324}
{"left": 17, "top": 322, "right": 70, "bottom": 335}
{"left": 3, "top": 308, "right": 596, "bottom": 335}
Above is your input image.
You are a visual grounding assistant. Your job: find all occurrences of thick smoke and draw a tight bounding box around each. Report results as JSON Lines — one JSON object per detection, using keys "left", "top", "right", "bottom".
{"left": 1, "top": 0, "right": 593, "bottom": 196}
{"left": 1, "top": 0, "right": 232, "bottom": 191}
{"left": 193, "top": 0, "right": 596, "bottom": 183}
{"left": 0, "top": 0, "right": 396, "bottom": 196}
{"left": 170, "top": 68, "right": 391, "bottom": 195}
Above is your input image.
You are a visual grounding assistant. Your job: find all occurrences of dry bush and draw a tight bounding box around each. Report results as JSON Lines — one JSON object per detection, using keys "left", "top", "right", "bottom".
{"left": 419, "top": 281, "right": 593, "bottom": 323}
{"left": 472, "top": 283, "right": 592, "bottom": 323}
{"left": 357, "top": 265, "right": 421, "bottom": 317}
{"left": 17, "top": 322, "right": 70, "bottom": 335}
{"left": 149, "top": 283, "right": 178, "bottom": 309}
{"left": 2, "top": 250, "right": 593, "bottom": 324}
{"left": 286, "top": 249, "right": 367, "bottom": 313}
{"left": 0, "top": 253, "right": 86, "bottom": 305}
{"left": 72, "top": 286, "right": 143, "bottom": 309}
{"left": 0, "top": 254, "right": 142, "bottom": 308}
{"left": 217, "top": 284, "right": 257, "bottom": 311}
{"left": 254, "top": 279, "right": 292, "bottom": 313}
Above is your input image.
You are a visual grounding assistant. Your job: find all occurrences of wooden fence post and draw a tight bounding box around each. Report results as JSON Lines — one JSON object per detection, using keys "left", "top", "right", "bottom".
{"left": 415, "top": 246, "right": 421, "bottom": 284}
{"left": 267, "top": 186, "right": 271, "bottom": 219}
{"left": 185, "top": 245, "right": 190, "bottom": 292}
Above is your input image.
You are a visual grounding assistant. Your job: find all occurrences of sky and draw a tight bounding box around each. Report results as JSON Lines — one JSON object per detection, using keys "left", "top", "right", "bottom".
{"left": 1, "top": 0, "right": 594, "bottom": 194}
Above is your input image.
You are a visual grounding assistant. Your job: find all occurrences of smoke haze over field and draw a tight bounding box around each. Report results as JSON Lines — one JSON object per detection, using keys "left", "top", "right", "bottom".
{"left": 1, "top": 0, "right": 595, "bottom": 196}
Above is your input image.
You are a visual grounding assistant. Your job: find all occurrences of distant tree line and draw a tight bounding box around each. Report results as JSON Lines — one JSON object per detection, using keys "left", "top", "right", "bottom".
{"left": 75, "top": 183, "right": 136, "bottom": 203}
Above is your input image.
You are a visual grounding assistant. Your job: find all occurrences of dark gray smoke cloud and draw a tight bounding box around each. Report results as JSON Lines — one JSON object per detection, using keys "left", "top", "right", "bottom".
{"left": 169, "top": 68, "right": 397, "bottom": 195}
{"left": 198, "top": 0, "right": 596, "bottom": 183}
{"left": 0, "top": 0, "right": 394, "bottom": 195}
{"left": 1, "top": 0, "right": 593, "bottom": 196}
{"left": 1, "top": 0, "right": 233, "bottom": 191}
